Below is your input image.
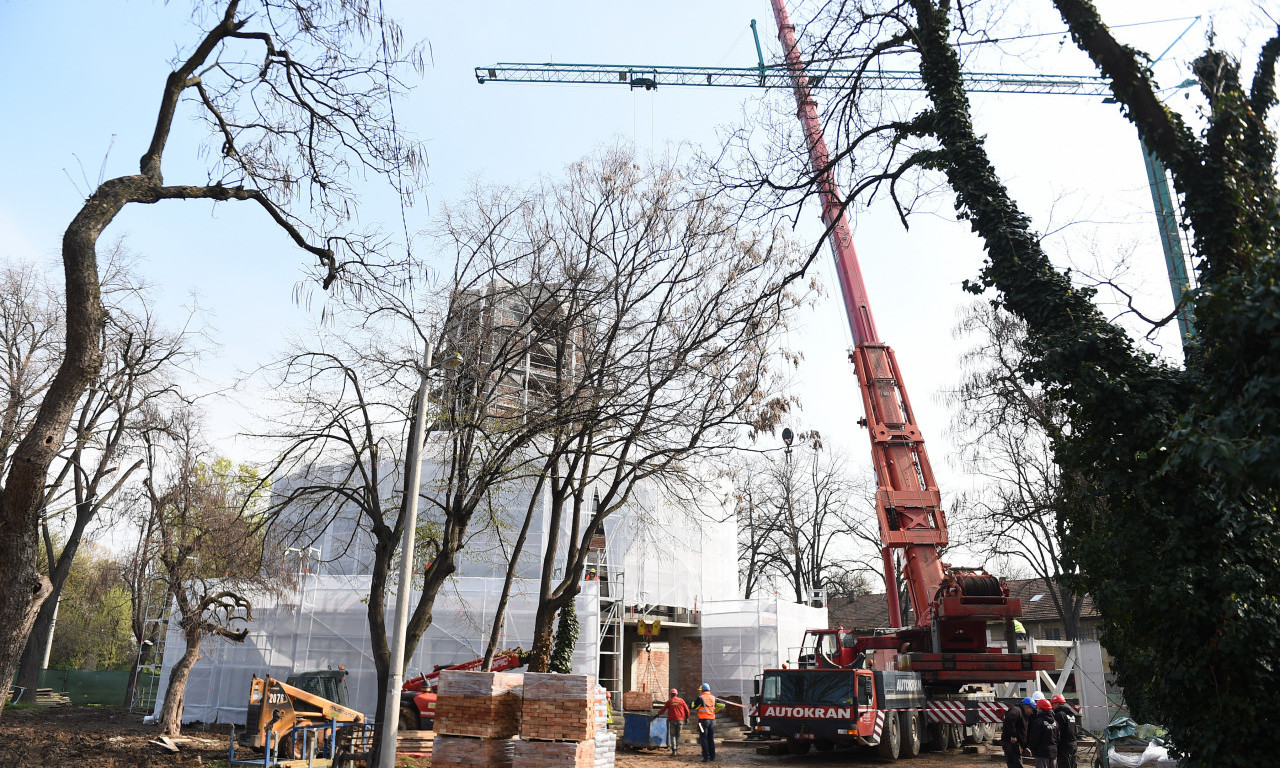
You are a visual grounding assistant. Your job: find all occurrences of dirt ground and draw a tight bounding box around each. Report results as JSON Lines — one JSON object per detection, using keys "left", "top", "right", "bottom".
{"left": 0, "top": 706, "right": 1003, "bottom": 768}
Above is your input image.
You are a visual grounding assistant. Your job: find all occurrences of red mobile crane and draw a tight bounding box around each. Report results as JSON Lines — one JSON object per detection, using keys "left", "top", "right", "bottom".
{"left": 744, "top": 2, "right": 1052, "bottom": 756}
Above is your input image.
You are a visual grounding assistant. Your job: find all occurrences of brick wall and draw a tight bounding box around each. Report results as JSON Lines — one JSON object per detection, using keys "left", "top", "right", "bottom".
{"left": 631, "top": 642, "right": 669, "bottom": 699}
{"left": 677, "top": 636, "right": 702, "bottom": 697}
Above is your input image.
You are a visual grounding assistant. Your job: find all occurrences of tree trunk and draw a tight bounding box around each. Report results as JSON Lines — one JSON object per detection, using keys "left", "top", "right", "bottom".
{"left": 15, "top": 508, "right": 92, "bottom": 695}
{"left": 13, "top": 594, "right": 57, "bottom": 696}
{"left": 527, "top": 602, "right": 558, "bottom": 673}
{"left": 549, "top": 600, "right": 579, "bottom": 674}
{"left": 0, "top": 181, "right": 120, "bottom": 714}
{"left": 158, "top": 627, "right": 203, "bottom": 736}
{"left": 484, "top": 477, "right": 544, "bottom": 669}
{"left": 366, "top": 533, "right": 394, "bottom": 768}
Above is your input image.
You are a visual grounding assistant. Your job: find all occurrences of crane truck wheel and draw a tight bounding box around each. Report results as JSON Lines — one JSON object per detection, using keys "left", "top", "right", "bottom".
{"left": 398, "top": 704, "right": 421, "bottom": 731}
{"left": 921, "top": 722, "right": 945, "bottom": 752}
{"left": 786, "top": 739, "right": 811, "bottom": 755}
{"left": 877, "top": 710, "right": 901, "bottom": 759}
{"left": 899, "top": 710, "right": 921, "bottom": 757}
{"left": 946, "top": 723, "right": 963, "bottom": 749}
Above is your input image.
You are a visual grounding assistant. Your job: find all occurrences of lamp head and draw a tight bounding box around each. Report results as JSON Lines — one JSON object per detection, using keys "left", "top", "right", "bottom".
{"left": 434, "top": 350, "right": 464, "bottom": 371}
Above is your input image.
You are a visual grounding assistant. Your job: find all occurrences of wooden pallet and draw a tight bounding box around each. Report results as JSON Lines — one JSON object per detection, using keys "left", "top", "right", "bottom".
{"left": 397, "top": 729, "right": 435, "bottom": 755}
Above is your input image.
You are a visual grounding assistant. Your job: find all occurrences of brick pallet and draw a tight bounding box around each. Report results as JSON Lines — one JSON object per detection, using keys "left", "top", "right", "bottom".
{"left": 434, "top": 670, "right": 524, "bottom": 739}
{"left": 433, "top": 734, "right": 516, "bottom": 767}
{"left": 511, "top": 733, "right": 616, "bottom": 768}
{"left": 521, "top": 673, "right": 596, "bottom": 742}
{"left": 622, "top": 691, "right": 653, "bottom": 711}
{"left": 513, "top": 738, "right": 592, "bottom": 768}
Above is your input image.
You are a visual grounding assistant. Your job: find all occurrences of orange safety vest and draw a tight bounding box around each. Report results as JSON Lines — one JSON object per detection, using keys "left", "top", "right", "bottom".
{"left": 696, "top": 691, "right": 716, "bottom": 719}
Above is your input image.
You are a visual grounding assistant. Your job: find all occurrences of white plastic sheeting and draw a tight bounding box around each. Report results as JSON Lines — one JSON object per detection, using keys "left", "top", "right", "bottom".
{"left": 700, "top": 597, "right": 828, "bottom": 708}
{"left": 152, "top": 575, "right": 599, "bottom": 724}
{"left": 608, "top": 480, "right": 739, "bottom": 610}
{"left": 274, "top": 457, "right": 738, "bottom": 611}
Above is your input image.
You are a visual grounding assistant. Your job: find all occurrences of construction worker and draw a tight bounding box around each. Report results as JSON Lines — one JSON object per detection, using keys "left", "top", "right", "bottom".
{"left": 1000, "top": 698, "right": 1031, "bottom": 768}
{"left": 1027, "top": 698, "right": 1060, "bottom": 768}
{"left": 654, "top": 688, "right": 690, "bottom": 755}
{"left": 692, "top": 683, "right": 717, "bottom": 762}
{"left": 1051, "top": 695, "right": 1079, "bottom": 768}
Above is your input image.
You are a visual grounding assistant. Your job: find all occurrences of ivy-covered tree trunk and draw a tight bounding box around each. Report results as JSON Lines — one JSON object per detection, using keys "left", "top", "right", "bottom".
{"left": 526, "top": 601, "right": 558, "bottom": 673}
{"left": 893, "top": 2, "right": 1280, "bottom": 766}
{"left": 549, "top": 601, "right": 579, "bottom": 674}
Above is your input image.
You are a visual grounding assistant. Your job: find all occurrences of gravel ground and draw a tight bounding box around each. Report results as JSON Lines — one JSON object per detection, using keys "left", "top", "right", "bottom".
{"left": 0, "top": 705, "right": 1005, "bottom": 767}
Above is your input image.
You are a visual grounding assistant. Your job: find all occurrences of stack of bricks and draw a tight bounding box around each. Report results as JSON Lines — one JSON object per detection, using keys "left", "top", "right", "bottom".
{"left": 592, "top": 731, "right": 617, "bottom": 768}
{"left": 519, "top": 673, "right": 596, "bottom": 742}
{"left": 432, "top": 670, "right": 523, "bottom": 768}
{"left": 515, "top": 673, "right": 613, "bottom": 768}
{"left": 513, "top": 739, "right": 594, "bottom": 767}
{"left": 592, "top": 685, "right": 610, "bottom": 732}
{"left": 434, "top": 735, "right": 516, "bottom": 766}
{"left": 510, "top": 734, "right": 615, "bottom": 768}
{"left": 622, "top": 690, "right": 653, "bottom": 711}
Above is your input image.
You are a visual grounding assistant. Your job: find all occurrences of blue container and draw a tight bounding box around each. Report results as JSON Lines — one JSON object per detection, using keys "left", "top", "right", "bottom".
{"left": 622, "top": 713, "right": 668, "bottom": 748}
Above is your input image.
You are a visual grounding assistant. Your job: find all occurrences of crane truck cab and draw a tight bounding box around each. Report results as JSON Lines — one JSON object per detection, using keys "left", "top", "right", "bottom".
{"left": 757, "top": 663, "right": 926, "bottom": 757}
{"left": 797, "top": 628, "right": 860, "bottom": 669}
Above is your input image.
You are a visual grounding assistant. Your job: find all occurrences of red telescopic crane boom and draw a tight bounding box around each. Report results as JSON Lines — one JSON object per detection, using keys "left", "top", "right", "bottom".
{"left": 771, "top": 0, "right": 948, "bottom": 630}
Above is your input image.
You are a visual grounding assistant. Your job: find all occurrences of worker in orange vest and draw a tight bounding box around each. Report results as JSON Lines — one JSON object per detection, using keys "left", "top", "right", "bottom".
{"left": 692, "top": 683, "right": 717, "bottom": 762}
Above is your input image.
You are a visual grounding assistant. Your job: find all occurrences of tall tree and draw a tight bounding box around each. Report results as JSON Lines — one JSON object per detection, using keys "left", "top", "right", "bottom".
{"left": 450, "top": 149, "right": 803, "bottom": 671}
{"left": 15, "top": 244, "right": 199, "bottom": 698}
{"left": 760, "top": 3, "right": 1279, "bottom": 764}
{"left": 0, "top": 0, "right": 425, "bottom": 707}
{"left": 259, "top": 277, "right": 562, "bottom": 752}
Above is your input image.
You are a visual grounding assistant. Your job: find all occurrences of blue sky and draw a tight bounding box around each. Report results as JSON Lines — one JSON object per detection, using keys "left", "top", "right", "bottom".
{"left": 1, "top": 0, "right": 1269, "bottom": 513}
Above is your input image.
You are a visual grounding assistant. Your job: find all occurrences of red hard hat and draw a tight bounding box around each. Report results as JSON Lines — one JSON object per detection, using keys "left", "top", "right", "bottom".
{"left": 1051, "top": 695, "right": 1067, "bottom": 705}
{"left": 670, "top": 688, "right": 678, "bottom": 696}
{"left": 1037, "top": 698, "right": 1053, "bottom": 710}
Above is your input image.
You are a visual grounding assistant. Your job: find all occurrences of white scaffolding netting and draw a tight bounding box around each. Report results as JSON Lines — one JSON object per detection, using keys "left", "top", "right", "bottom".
{"left": 152, "top": 575, "right": 600, "bottom": 724}
{"left": 277, "top": 459, "right": 738, "bottom": 612}
{"left": 608, "top": 481, "right": 739, "bottom": 610}
{"left": 700, "top": 597, "right": 828, "bottom": 708}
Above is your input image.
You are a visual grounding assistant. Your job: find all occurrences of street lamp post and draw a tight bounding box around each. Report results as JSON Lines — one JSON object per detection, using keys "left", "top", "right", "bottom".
{"left": 378, "top": 341, "right": 462, "bottom": 768}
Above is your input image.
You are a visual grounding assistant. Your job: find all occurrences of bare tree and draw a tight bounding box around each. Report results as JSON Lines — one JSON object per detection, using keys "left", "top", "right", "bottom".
{"left": 0, "top": 260, "right": 61, "bottom": 482}
{"left": 0, "top": 0, "right": 425, "bottom": 704}
{"left": 258, "top": 274, "right": 563, "bottom": 750}
{"left": 733, "top": 435, "right": 879, "bottom": 602}
{"left": 442, "top": 149, "right": 805, "bottom": 671}
{"left": 736, "top": 469, "right": 788, "bottom": 600}
{"left": 142, "top": 407, "right": 274, "bottom": 736}
{"left": 946, "top": 302, "right": 1087, "bottom": 637}
{"left": 14, "top": 244, "right": 200, "bottom": 697}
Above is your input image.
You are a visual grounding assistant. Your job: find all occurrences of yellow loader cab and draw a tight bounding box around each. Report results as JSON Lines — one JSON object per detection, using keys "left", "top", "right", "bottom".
{"left": 240, "top": 669, "right": 364, "bottom": 754}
